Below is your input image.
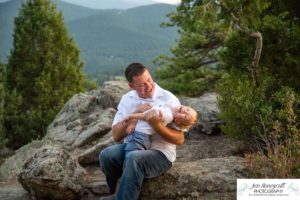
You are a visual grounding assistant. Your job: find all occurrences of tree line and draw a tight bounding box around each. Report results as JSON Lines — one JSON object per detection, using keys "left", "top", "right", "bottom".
{"left": 155, "top": 0, "right": 299, "bottom": 177}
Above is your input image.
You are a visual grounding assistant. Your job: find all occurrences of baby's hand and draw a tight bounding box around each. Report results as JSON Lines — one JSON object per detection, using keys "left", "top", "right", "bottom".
{"left": 147, "top": 110, "right": 163, "bottom": 125}
{"left": 145, "top": 109, "right": 160, "bottom": 121}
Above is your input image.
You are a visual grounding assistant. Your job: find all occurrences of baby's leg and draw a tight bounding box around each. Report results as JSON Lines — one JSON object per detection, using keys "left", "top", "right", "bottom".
{"left": 124, "top": 132, "right": 151, "bottom": 152}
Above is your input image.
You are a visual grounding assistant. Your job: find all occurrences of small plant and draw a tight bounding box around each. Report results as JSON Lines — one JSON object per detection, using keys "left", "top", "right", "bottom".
{"left": 246, "top": 88, "right": 300, "bottom": 178}
{"left": 218, "top": 74, "right": 300, "bottom": 178}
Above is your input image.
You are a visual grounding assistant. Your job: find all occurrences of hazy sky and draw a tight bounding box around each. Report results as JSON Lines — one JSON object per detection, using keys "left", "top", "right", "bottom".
{"left": 153, "top": 0, "right": 180, "bottom": 4}
{"left": 0, "top": 0, "right": 181, "bottom": 3}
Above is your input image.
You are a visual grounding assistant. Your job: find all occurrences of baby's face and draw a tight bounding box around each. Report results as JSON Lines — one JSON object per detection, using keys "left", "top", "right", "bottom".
{"left": 173, "top": 106, "right": 195, "bottom": 126}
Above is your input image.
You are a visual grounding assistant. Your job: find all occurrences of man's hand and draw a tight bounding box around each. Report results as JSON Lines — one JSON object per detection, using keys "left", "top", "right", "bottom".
{"left": 147, "top": 110, "right": 184, "bottom": 145}
{"left": 126, "top": 121, "right": 136, "bottom": 135}
{"left": 147, "top": 111, "right": 164, "bottom": 128}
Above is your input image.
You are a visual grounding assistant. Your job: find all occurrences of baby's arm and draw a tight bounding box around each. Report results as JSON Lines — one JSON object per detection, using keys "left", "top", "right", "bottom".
{"left": 123, "top": 112, "right": 147, "bottom": 122}
{"left": 122, "top": 109, "right": 159, "bottom": 135}
{"left": 122, "top": 113, "right": 147, "bottom": 135}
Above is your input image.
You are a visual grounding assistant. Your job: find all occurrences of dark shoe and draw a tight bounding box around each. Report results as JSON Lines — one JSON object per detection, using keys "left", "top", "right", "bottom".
{"left": 99, "top": 195, "right": 115, "bottom": 200}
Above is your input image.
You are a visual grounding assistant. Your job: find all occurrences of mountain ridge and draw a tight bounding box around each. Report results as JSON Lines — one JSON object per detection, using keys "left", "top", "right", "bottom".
{"left": 0, "top": 0, "right": 178, "bottom": 83}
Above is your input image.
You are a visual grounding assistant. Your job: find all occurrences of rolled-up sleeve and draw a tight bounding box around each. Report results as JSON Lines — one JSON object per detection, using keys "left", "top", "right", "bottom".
{"left": 112, "top": 96, "right": 129, "bottom": 127}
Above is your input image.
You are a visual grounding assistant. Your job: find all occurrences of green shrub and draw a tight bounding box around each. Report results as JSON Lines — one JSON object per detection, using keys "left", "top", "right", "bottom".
{"left": 217, "top": 73, "right": 300, "bottom": 177}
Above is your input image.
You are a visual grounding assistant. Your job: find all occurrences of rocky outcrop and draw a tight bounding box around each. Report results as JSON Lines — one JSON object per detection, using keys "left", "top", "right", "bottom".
{"left": 0, "top": 81, "right": 247, "bottom": 200}
{"left": 141, "top": 156, "right": 247, "bottom": 200}
{"left": 181, "top": 93, "right": 221, "bottom": 135}
{"left": 0, "top": 140, "right": 47, "bottom": 180}
{"left": 18, "top": 146, "right": 87, "bottom": 200}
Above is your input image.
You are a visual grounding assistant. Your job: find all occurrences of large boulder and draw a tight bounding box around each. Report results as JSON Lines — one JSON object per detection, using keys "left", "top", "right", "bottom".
{"left": 45, "top": 94, "right": 116, "bottom": 149}
{"left": 96, "top": 80, "right": 130, "bottom": 109}
{"left": 0, "top": 140, "right": 46, "bottom": 180}
{"left": 181, "top": 92, "right": 221, "bottom": 134}
{"left": 77, "top": 131, "right": 116, "bottom": 165}
{"left": 18, "top": 146, "right": 87, "bottom": 200}
{"left": 141, "top": 156, "right": 247, "bottom": 200}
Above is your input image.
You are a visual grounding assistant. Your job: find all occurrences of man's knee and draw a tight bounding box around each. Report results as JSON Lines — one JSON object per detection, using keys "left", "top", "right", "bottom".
{"left": 99, "top": 149, "right": 107, "bottom": 168}
{"left": 100, "top": 144, "right": 126, "bottom": 167}
{"left": 125, "top": 151, "right": 143, "bottom": 167}
{"left": 99, "top": 147, "right": 113, "bottom": 168}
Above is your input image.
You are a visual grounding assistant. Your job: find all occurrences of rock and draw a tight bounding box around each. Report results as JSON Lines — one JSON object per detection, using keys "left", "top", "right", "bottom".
{"left": 97, "top": 80, "right": 130, "bottom": 109}
{"left": 46, "top": 93, "right": 98, "bottom": 147}
{"left": 176, "top": 130, "right": 241, "bottom": 162}
{"left": 18, "top": 146, "right": 87, "bottom": 200}
{"left": 0, "top": 140, "right": 46, "bottom": 180}
{"left": 140, "top": 156, "right": 247, "bottom": 200}
{"left": 78, "top": 131, "right": 116, "bottom": 165}
{"left": 181, "top": 92, "right": 221, "bottom": 134}
{"left": 0, "top": 183, "right": 31, "bottom": 200}
{"left": 45, "top": 81, "right": 127, "bottom": 150}
{"left": 72, "top": 108, "right": 116, "bottom": 148}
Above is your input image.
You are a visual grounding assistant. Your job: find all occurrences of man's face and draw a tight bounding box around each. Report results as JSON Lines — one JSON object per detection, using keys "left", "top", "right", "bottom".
{"left": 129, "top": 69, "right": 155, "bottom": 98}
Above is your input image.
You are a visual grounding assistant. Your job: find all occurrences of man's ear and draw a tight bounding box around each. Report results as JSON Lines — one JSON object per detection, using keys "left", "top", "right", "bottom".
{"left": 128, "top": 82, "right": 134, "bottom": 89}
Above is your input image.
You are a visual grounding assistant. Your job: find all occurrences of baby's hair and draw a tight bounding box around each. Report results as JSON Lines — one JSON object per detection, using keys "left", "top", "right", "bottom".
{"left": 180, "top": 108, "right": 198, "bottom": 130}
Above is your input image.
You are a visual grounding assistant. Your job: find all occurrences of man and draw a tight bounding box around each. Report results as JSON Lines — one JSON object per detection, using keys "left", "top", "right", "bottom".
{"left": 99, "top": 63, "right": 184, "bottom": 200}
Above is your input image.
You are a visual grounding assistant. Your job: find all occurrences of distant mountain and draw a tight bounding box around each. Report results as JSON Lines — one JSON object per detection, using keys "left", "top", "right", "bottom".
{"left": 0, "top": 0, "right": 178, "bottom": 83}
{"left": 67, "top": 4, "right": 178, "bottom": 78}
{"left": 0, "top": 0, "right": 20, "bottom": 60}
{"left": 0, "top": 0, "right": 101, "bottom": 60}
{"left": 61, "top": 0, "right": 158, "bottom": 9}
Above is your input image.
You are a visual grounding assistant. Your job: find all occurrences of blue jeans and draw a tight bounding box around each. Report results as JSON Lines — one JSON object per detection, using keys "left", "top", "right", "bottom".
{"left": 99, "top": 143, "right": 172, "bottom": 200}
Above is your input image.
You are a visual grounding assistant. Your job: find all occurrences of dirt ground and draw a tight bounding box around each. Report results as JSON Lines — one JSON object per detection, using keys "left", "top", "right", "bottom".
{"left": 176, "top": 130, "right": 242, "bottom": 162}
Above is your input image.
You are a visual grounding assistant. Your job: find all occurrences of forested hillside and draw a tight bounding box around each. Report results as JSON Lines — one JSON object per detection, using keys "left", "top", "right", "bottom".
{"left": 0, "top": 0, "right": 178, "bottom": 83}
{"left": 0, "top": 0, "right": 100, "bottom": 59}
{"left": 62, "top": 0, "right": 158, "bottom": 9}
{"left": 67, "top": 4, "right": 178, "bottom": 82}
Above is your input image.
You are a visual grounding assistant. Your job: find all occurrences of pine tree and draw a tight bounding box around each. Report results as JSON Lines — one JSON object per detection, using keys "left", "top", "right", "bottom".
{"left": 0, "top": 59, "right": 5, "bottom": 148}
{"left": 155, "top": 0, "right": 300, "bottom": 96}
{"left": 5, "top": 0, "right": 87, "bottom": 148}
{"left": 155, "top": 0, "right": 226, "bottom": 96}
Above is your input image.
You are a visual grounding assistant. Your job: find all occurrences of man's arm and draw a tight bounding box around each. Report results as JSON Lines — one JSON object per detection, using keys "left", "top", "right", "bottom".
{"left": 112, "top": 122, "right": 130, "bottom": 142}
{"left": 147, "top": 113, "right": 184, "bottom": 145}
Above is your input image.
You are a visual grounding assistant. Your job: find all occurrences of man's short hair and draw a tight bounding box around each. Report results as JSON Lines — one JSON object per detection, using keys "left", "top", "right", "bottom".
{"left": 125, "top": 62, "right": 148, "bottom": 83}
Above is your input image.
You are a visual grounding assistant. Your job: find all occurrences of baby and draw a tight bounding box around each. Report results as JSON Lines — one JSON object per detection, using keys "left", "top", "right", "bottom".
{"left": 123, "top": 103, "right": 197, "bottom": 154}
